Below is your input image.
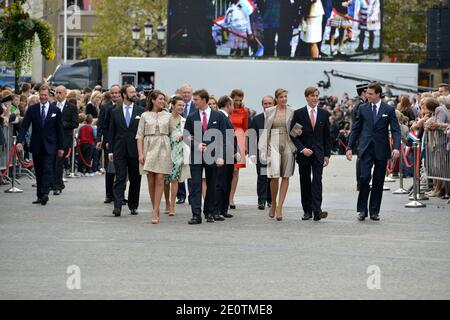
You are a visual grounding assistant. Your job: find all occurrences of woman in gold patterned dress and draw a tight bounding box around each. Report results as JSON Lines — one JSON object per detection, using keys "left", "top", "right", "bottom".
{"left": 136, "top": 90, "right": 172, "bottom": 224}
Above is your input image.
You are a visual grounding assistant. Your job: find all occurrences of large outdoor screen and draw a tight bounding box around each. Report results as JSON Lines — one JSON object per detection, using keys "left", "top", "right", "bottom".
{"left": 167, "top": 0, "right": 382, "bottom": 60}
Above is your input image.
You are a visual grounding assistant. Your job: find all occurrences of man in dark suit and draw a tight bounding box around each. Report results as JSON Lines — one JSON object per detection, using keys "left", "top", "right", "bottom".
{"left": 351, "top": 83, "right": 368, "bottom": 191}
{"left": 108, "top": 85, "right": 145, "bottom": 217}
{"left": 184, "top": 89, "right": 226, "bottom": 224}
{"left": 53, "top": 85, "right": 78, "bottom": 195}
{"left": 249, "top": 95, "right": 274, "bottom": 210}
{"left": 214, "top": 95, "right": 241, "bottom": 220}
{"left": 17, "top": 85, "right": 64, "bottom": 205}
{"left": 346, "top": 82, "right": 401, "bottom": 221}
{"left": 177, "top": 83, "right": 196, "bottom": 204}
{"left": 290, "top": 87, "right": 331, "bottom": 221}
{"left": 96, "top": 84, "right": 121, "bottom": 204}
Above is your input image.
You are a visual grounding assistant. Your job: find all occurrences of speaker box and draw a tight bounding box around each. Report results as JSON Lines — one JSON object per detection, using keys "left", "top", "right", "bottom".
{"left": 426, "top": 7, "right": 450, "bottom": 68}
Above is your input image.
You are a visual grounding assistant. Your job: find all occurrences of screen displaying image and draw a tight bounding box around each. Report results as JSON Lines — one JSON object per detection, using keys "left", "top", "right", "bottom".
{"left": 137, "top": 72, "right": 155, "bottom": 90}
{"left": 121, "top": 73, "right": 136, "bottom": 86}
{"left": 167, "top": 0, "right": 382, "bottom": 60}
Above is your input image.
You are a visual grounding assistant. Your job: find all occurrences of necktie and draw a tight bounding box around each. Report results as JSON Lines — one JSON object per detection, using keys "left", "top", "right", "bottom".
{"left": 202, "top": 111, "right": 208, "bottom": 132}
{"left": 372, "top": 104, "right": 377, "bottom": 122}
{"left": 125, "top": 106, "right": 131, "bottom": 128}
{"left": 310, "top": 108, "right": 315, "bottom": 128}
{"left": 184, "top": 103, "right": 189, "bottom": 117}
{"left": 41, "top": 105, "right": 46, "bottom": 126}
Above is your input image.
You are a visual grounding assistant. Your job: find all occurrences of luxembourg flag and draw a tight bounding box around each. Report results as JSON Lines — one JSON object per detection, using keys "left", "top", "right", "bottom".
{"left": 240, "top": 0, "right": 256, "bottom": 15}
{"left": 407, "top": 130, "right": 418, "bottom": 142}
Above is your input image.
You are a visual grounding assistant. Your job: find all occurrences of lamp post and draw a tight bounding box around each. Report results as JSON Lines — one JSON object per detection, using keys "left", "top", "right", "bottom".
{"left": 132, "top": 20, "right": 166, "bottom": 57}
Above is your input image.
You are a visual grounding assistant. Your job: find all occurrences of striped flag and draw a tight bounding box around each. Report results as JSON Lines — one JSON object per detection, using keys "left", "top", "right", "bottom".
{"left": 407, "top": 131, "right": 418, "bottom": 142}
{"left": 239, "top": 0, "right": 256, "bottom": 15}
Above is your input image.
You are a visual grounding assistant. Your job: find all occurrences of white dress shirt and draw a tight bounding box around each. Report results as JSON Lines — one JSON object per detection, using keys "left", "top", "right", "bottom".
{"left": 123, "top": 103, "right": 134, "bottom": 120}
{"left": 56, "top": 100, "right": 66, "bottom": 112}
{"left": 40, "top": 102, "right": 50, "bottom": 119}
{"left": 200, "top": 106, "right": 211, "bottom": 124}
{"left": 219, "top": 109, "right": 229, "bottom": 118}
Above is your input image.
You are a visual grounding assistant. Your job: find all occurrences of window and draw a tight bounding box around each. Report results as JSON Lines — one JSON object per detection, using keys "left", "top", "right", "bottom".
{"left": 61, "top": 36, "right": 85, "bottom": 61}
{"left": 66, "top": 0, "right": 100, "bottom": 11}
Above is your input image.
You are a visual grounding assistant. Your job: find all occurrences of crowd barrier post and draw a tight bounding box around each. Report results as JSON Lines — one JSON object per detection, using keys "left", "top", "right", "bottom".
{"left": 405, "top": 141, "right": 426, "bottom": 208}
{"left": 393, "top": 140, "right": 409, "bottom": 195}
{"left": 5, "top": 136, "right": 23, "bottom": 193}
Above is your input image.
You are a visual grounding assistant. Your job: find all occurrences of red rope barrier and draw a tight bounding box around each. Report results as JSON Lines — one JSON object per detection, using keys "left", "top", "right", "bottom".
{"left": 386, "top": 158, "right": 398, "bottom": 174}
{"left": 65, "top": 147, "right": 72, "bottom": 160}
{"left": 401, "top": 144, "right": 413, "bottom": 168}
{"left": 76, "top": 142, "right": 93, "bottom": 169}
{"left": 15, "top": 148, "right": 34, "bottom": 169}
{"left": 1, "top": 144, "right": 15, "bottom": 177}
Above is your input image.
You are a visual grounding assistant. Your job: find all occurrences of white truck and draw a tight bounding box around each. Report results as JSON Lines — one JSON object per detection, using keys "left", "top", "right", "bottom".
{"left": 108, "top": 57, "right": 419, "bottom": 111}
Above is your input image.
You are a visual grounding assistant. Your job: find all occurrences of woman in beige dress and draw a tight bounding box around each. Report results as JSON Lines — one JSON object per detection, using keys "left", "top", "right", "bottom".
{"left": 259, "top": 89, "right": 297, "bottom": 221}
{"left": 136, "top": 90, "right": 173, "bottom": 224}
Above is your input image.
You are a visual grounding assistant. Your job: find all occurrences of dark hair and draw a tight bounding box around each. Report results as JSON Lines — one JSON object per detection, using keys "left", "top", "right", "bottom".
{"left": 170, "top": 95, "right": 184, "bottom": 106}
{"left": 146, "top": 89, "right": 166, "bottom": 112}
{"left": 193, "top": 89, "right": 209, "bottom": 102}
{"left": 368, "top": 82, "right": 383, "bottom": 96}
{"left": 424, "top": 97, "right": 440, "bottom": 113}
{"left": 101, "top": 92, "right": 112, "bottom": 106}
{"left": 20, "top": 83, "right": 31, "bottom": 93}
{"left": 230, "top": 89, "right": 244, "bottom": 99}
{"left": 120, "top": 84, "right": 133, "bottom": 100}
{"left": 218, "top": 95, "right": 232, "bottom": 109}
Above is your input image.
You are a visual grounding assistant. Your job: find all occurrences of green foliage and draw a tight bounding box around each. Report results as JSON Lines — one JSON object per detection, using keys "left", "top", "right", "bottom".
{"left": 81, "top": 0, "right": 167, "bottom": 71}
{"left": 383, "top": 0, "right": 442, "bottom": 63}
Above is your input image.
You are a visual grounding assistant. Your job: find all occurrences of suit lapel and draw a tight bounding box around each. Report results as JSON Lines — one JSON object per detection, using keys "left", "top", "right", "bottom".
{"left": 374, "top": 103, "right": 385, "bottom": 125}
{"left": 207, "top": 110, "right": 216, "bottom": 128}
{"left": 44, "top": 104, "right": 55, "bottom": 127}
{"left": 118, "top": 106, "right": 127, "bottom": 129}
{"left": 303, "top": 107, "right": 313, "bottom": 131}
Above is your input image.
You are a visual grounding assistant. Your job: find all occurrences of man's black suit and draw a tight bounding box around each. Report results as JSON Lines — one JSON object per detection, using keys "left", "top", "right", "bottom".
{"left": 18, "top": 103, "right": 64, "bottom": 199}
{"left": 109, "top": 104, "right": 145, "bottom": 211}
{"left": 54, "top": 101, "right": 78, "bottom": 191}
{"left": 250, "top": 112, "right": 272, "bottom": 206}
{"left": 290, "top": 106, "right": 331, "bottom": 215}
{"left": 178, "top": 100, "right": 196, "bottom": 202}
{"left": 97, "top": 102, "right": 117, "bottom": 200}
{"left": 348, "top": 101, "right": 401, "bottom": 216}
{"left": 184, "top": 108, "right": 226, "bottom": 221}
{"left": 214, "top": 111, "right": 238, "bottom": 216}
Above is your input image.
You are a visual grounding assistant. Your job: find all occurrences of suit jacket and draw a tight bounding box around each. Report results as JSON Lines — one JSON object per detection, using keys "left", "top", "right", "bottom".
{"left": 18, "top": 103, "right": 64, "bottom": 155}
{"left": 96, "top": 102, "right": 116, "bottom": 145}
{"left": 184, "top": 108, "right": 226, "bottom": 165}
{"left": 219, "top": 111, "right": 238, "bottom": 164}
{"left": 250, "top": 112, "right": 265, "bottom": 164}
{"left": 108, "top": 103, "right": 145, "bottom": 159}
{"left": 59, "top": 101, "right": 78, "bottom": 148}
{"left": 290, "top": 106, "right": 331, "bottom": 164}
{"left": 258, "top": 106, "right": 297, "bottom": 156}
{"left": 183, "top": 100, "right": 196, "bottom": 118}
{"left": 348, "top": 101, "right": 401, "bottom": 160}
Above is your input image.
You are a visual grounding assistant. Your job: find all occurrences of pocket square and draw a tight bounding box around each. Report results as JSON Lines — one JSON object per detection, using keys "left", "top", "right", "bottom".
{"left": 135, "top": 116, "right": 141, "bottom": 119}
{"left": 51, "top": 113, "right": 56, "bottom": 118}
{"left": 213, "top": 121, "right": 217, "bottom": 124}
{"left": 382, "top": 114, "right": 388, "bottom": 117}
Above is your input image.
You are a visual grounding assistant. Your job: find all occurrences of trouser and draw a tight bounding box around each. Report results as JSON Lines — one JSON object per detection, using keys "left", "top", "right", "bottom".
{"left": 113, "top": 156, "right": 141, "bottom": 211}
{"left": 298, "top": 156, "right": 324, "bottom": 214}
{"left": 33, "top": 151, "right": 56, "bottom": 199}
{"left": 215, "top": 164, "right": 234, "bottom": 215}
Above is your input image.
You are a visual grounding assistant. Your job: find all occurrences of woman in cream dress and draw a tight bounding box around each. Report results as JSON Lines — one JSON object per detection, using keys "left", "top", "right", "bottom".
{"left": 259, "top": 89, "right": 297, "bottom": 221}
{"left": 136, "top": 90, "right": 173, "bottom": 224}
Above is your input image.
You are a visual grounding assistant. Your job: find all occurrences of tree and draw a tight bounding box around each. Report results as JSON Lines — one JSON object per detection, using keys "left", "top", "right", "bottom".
{"left": 0, "top": 0, "right": 55, "bottom": 93}
{"left": 81, "top": 0, "right": 167, "bottom": 71}
{"left": 383, "top": 0, "right": 442, "bottom": 63}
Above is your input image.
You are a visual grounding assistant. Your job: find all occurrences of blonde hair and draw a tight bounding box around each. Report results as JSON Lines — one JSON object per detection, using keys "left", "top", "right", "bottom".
{"left": 90, "top": 91, "right": 102, "bottom": 102}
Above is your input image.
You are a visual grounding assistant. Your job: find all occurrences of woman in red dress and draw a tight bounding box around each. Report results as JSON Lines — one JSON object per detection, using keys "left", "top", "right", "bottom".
{"left": 229, "top": 89, "right": 249, "bottom": 209}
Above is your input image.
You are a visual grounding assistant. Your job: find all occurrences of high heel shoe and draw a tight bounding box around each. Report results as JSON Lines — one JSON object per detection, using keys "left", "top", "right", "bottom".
{"left": 151, "top": 210, "right": 160, "bottom": 224}
{"left": 268, "top": 202, "right": 276, "bottom": 219}
{"left": 275, "top": 207, "right": 283, "bottom": 221}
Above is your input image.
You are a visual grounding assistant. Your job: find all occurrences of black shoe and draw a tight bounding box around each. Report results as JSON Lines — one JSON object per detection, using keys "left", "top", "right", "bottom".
{"left": 267, "top": 202, "right": 272, "bottom": 208}
{"left": 130, "top": 209, "right": 138, "bottom": 215}
{"left": 113, "top": 208, "right": 121, "bottom": 217}
{"left": 188, "top": 218, "right": 202, "bottom": 225}
{"left": 229, "top": 205, "right": 236, "bottom": 209}
{"left": 222, "top": 213, "right": 233, "bottom": 218}
{"left": 41, "top": 195, "right": 49, "bottom": 206}
{"left": 53, "top": 190, "right": 61, "bottom": 196}
{"left": 104, "top": 198, "right": 113, "bottom": 204}
{"left": 32, "top": 198, "right": 42, "bottom": 204}
{"left": 213, "top": 214, "right": 225, "bottom": 221}
{"left": 176, "top": 198, "right": 185, "bottom": 204}
{"left": 206, "top": 215, "right": 215, "bottom": 223}
{"left": 258, "top": 203, "right": 265, "bottom": 210}
{"left": 313, "top": 212, "right": 321, "bottom": 221}
{"left": 302, "top": 212, "right": 312, "bottom": 220}
{"left": 358, "top": 212, "right": 367, "bottom": 221}
{"left": 370, "top": 214, "right": 380, "bottom": 221}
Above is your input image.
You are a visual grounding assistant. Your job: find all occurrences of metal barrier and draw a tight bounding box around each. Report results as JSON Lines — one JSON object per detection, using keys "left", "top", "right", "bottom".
{"left": 0, "top": 125, "right": 14, "bottom": 182}
{"left": 425, "top": 128, "right": 450, "bottom": 182}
